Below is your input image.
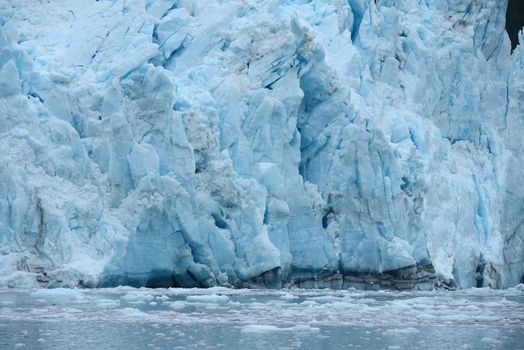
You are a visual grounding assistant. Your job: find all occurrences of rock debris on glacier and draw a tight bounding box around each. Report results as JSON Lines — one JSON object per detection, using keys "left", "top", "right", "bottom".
{"left": 0, "top": 0, "right": 522, "bottom": 289}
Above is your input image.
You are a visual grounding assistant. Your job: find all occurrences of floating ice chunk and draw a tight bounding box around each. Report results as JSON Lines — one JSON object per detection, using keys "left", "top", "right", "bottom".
{"left": 121, "top": 292, "right": 155, "bottom": 302}
{"left": 30, "top": 288, "right": 84, "bottom": 302}
{"left": 186, "top": 294, "right": 229, "bottom": 304}
{"left": 241, "top": 324, "right": 320, "bottom": 333}
{"left": 166, "top": 301, "right": 187, "bottom": 310}
{"left": 118, "top": 307, "right": 149, "bottom": 318}
{"left": 95, "top": 299, "right": 120, "bottom": 308}
{"left": 279, "top": 293, "right": 299, "bottom": 301}
{"left": 307, "top": 296, "right": 343, "bottom": 303}
{"left": 384, "top": 328, "right": 420, "bottom": 335}
{"left": 480, "top": 337, "right": 502, "bottom": 344}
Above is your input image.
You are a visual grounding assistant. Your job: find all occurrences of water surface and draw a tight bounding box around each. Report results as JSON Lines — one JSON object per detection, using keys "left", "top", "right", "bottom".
{"left": 0, "top": 286, "right": 522, "bottom": 349}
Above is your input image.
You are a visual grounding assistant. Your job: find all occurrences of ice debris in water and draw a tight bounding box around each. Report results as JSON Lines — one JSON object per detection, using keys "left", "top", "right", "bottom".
{"left": 241, "top": 324, "right": 320, "bottom": 333}
{"left": 31, "top": 288, "right": 84, "bottom": 301}
{"left": 0, "top": 0, "right": 523, "bottom": 289}
{"left": 186, "top": 294, "right": 230, "bottom": 303}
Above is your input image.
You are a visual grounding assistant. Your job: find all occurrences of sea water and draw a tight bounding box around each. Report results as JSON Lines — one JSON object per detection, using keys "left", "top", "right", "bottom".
{"left": 0, "top": 287, "right": 522, "bottom": 349}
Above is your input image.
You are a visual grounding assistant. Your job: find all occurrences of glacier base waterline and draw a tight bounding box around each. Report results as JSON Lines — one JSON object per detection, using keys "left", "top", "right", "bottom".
{"left": 0, "top": 0, "right": 523, "bottom": 290}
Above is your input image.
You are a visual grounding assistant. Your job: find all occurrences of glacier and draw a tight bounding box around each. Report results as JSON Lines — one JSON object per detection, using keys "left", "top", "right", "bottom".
{"left": 0, "top": 0, "right": 522, "bottom": 290}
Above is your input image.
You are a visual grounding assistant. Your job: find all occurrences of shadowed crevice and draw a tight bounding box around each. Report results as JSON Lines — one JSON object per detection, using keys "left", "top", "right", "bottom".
{"left": 506, "top": 0, "right": 524, "bottom": 51}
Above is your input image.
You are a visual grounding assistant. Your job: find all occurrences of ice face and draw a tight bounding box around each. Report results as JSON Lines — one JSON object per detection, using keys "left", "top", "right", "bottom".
{"left": 0, "top": 0, "right": 522, "bottom": 289}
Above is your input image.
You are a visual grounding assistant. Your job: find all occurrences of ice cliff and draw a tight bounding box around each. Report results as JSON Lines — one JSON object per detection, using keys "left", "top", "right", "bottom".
{"left": 0, "top": 0, "right": 522, "bottom": 289}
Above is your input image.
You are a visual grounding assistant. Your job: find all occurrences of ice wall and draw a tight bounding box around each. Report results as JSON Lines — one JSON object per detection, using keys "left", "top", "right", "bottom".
{"left": 0, "top": 0, "right": 522, "bottom": 289}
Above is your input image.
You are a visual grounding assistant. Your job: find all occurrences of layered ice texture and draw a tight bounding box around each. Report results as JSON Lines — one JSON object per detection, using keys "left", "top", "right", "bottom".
{"left": 0, "top": 0, "right": 522, "bottom": 289}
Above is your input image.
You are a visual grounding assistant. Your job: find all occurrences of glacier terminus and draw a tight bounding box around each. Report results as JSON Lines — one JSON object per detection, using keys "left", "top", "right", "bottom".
{"left": 0, "top": 0, "right": 523, "bottom": 290}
